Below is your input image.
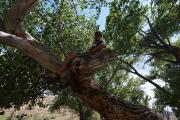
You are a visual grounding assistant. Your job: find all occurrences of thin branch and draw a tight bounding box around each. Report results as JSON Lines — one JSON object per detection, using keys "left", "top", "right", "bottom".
{"left": 141, "top": 31, "right": 180, "bottom": 63}
{"left": 143, "top": 15, "right": 180, "bottom": 60}
{"left": 166, "top": 38, "right": 172, "bottom": 46}
{"left": 138, "top": 31, "right": 145, "bottom": 38}
{"left": 120, "top": 67, "right": 136, "bottom": 74}
{"left": 161, "top": 58, "right": 178, "bottom": 63}
{"left": 142, "top": 16, "right": 175, "bottom": 52}
{"left": 119, "top": 59, "right": 173, "bottom": 96}
{"left": 142, "top": 33, "right": 162, "bottom": 48}
{"left": 143, "top": 15, "right": 174, "bottom": 49}
{"left": 46, "top": 0, "right": 55, "bottom": 4}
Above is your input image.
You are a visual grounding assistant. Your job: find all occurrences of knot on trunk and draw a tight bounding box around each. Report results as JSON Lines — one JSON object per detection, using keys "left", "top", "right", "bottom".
{"left": 68, "top": 49, "right": 115, "bottom": 90}
{"left": 70, "top": 49, "right": 116, "bottom": 76}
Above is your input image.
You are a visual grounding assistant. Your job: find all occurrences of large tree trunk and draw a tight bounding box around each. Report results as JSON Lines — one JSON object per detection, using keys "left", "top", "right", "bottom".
{"left": 69, "top": 76, "right": 160, "bottom": 120}
{"left": 0, "top": 0, "right": 162, "bottom": 119}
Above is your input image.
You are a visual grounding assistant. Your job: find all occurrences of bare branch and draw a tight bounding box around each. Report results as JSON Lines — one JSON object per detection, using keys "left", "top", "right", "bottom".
{"left": 166, "top": 38, "right": 172, "bottom": 46}
{"left": 0, "top": 31, "right": 62, "bottom": 73}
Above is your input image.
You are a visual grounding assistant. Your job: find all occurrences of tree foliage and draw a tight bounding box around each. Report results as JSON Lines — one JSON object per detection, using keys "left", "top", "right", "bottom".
{"left": 0, "top": 0, "right": 179, "bottom": 119}
{"left": 105, "top": 0, "right": 180, "bottom": 117}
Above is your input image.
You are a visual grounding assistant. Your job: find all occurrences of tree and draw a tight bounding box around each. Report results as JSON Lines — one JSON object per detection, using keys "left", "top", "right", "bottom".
{"left": 0, "top": 0, "right": 163, "bottom": 119}
{"left": 50, "top": 64, "right": 146, "bottom": 120}
{"left": 144, "top": 0, "right": 180, "bottom": 117}
{"left": 0, "top": 0, "right": 96, "bottom": 109}
{"left": 105, "top": 0, "right": 180, "bottom": 118}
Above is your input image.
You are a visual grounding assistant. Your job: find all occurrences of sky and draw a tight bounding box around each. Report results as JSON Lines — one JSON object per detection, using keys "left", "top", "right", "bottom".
{"left": 96, "top": 0, "right": 151, "bottom": 31}
{"left": 96, "top": 6, "right": 110, "bottom": 31}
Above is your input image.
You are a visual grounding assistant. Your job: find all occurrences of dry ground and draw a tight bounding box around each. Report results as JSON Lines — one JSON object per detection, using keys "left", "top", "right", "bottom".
{"left": 0, "top": 96, "right": 79, "bottom": 120}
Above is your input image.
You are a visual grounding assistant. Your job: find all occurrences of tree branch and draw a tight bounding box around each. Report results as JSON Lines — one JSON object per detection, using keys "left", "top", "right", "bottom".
{"left": 119, "top": 59, "right": 173, "bottom": 96}
{"left": 0, "top": 31, "right": 62, "bottom": 73}
{"left": 143, "top": 15, "right": 180, "bottom": 63}
{"left": 166, "top": 38, "right": 172, "bottom": 46}
{"left": 0, "top": 30, "right": 162, "bottom": 119}
{"left": 143, "top": 15, "right": 167, "bottom": 46}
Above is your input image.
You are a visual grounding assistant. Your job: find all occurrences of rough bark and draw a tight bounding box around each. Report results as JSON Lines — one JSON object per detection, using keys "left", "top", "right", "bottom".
{"left": 0, "top": 0, "right": 162, "bottom": 119}
{"left": 74, "top": 82, "right": 160, "bottom": 120}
